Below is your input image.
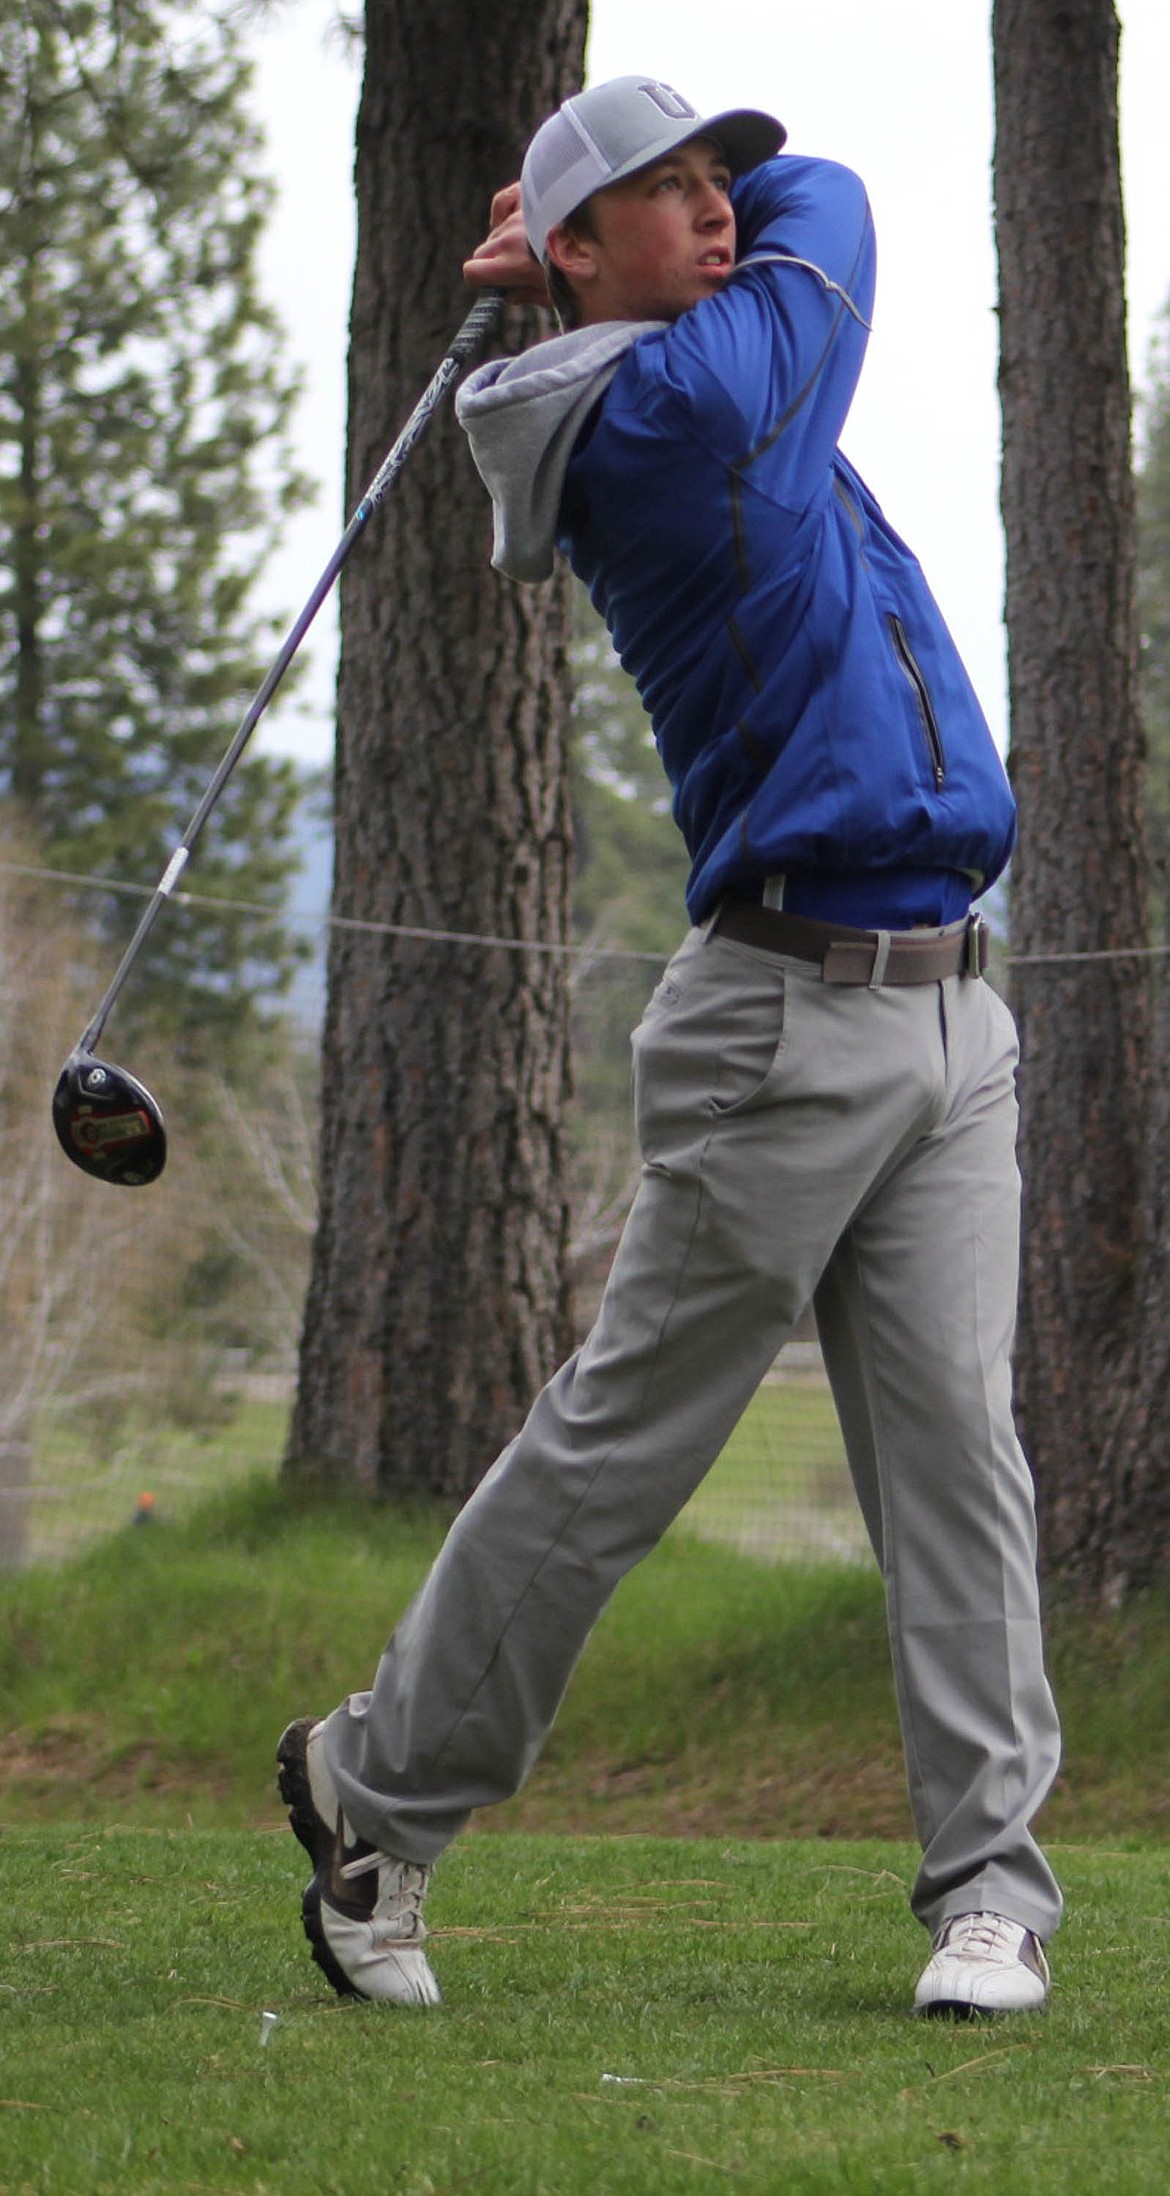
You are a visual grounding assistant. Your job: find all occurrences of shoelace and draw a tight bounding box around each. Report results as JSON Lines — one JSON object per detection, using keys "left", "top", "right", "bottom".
{"left": 338, "top": 1847, "right": 383, "bottom": 1883}
{"left": 338, "top": 1845, "right": 430, "bottom": 1932}
{"left": 941, "top": 1913, "right": 1022, "bottom": 1963}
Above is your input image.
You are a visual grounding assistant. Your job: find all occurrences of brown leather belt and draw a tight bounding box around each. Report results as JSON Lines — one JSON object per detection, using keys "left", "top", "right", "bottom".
{"left": 709, "top": 899, "right": 989, "bottom": 986}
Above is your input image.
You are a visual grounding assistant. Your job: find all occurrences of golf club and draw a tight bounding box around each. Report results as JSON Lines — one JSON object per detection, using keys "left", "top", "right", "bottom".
{"left": 52, "top": 286, "right": 505, "bottom": 1188}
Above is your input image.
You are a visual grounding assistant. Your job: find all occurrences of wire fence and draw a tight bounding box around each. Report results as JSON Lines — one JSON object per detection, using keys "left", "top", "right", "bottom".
{"left": 0, "top": 851, "right": 874, "bottom": 1574}
{"left": 7, "top": 846, "right": 1163, "bottom": 1577}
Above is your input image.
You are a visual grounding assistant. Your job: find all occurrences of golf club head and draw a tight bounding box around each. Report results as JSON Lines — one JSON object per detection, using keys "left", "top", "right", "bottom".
{"left": 52, "top": 1051, "right": 167, "bottom": 1187}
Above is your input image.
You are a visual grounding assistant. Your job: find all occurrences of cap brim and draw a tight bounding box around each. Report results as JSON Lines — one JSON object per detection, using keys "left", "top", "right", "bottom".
{"left": 603, "top": 105, "right": 786, "bottom": 192}
{"left": 695, "top": 107, "right": 788, "bottom": 173}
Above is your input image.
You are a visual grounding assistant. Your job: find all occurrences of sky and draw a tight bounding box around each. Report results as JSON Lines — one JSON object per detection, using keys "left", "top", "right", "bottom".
{"left": 247, "top": 1, "right": 1170, "bottom": 771}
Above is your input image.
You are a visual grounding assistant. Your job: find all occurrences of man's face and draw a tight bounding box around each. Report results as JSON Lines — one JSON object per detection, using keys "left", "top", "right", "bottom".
{"left": 548, "top": 138, "right": 736, "bottom": 326}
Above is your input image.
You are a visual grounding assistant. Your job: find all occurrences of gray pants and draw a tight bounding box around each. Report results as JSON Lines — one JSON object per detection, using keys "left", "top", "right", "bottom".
{"left": 323, "top": 927, "right": 1063, "bottom": 1942}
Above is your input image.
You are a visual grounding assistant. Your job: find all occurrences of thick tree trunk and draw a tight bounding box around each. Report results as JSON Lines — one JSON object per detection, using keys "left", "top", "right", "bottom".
{"left": 1082, "top": 972, "right": 1170, "bottom": 1600}
{"left": 994, "top": 0, "right": 1152, "bottom": 1581}
{"left": 287, "top": 0, "right": 586, "bottom": 1499}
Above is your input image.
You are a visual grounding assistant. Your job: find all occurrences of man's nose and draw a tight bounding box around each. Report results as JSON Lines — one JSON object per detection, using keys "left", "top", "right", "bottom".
{"left": 695, "top": 183, "right": 732, "bottom": 225}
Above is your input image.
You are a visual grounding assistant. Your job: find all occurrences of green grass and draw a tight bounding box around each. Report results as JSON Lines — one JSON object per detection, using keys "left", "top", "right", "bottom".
{"left": 0, "top": 1479, "right": 899, "bottom": 1834}
{"left": 3, "top": 1473, "right": 1170, "bottom": 1844}
{"left": 682, "top": 1375, "right": 867, "bottom": 1563}
{"left": 28, "top": 1375, "right": 861, "bottom": 1568}
{"left": 2, "top": 1829, "right": 1169, "bottom": 2194}
{"left": 27, "top": 1396, "right": 292, "bottom": 1564}
{"left": 5, "top": 1444, "right": 1170, "bottom": 2190}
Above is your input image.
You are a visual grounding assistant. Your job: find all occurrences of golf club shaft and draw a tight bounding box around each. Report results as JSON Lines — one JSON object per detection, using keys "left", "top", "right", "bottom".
{"left": 77, "top": 287, "right": 506, "bottom": 1056}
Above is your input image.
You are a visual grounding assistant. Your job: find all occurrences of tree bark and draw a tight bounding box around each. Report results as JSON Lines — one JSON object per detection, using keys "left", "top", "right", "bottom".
{"left": 1078, "top": 973, "right": 1170, "bottom": 1598}
{"left": 994, "top": 0, "right": 1152, "bottom": 1582}
{"left": 287, "top": 0, "right": 586, "bottom": 1499}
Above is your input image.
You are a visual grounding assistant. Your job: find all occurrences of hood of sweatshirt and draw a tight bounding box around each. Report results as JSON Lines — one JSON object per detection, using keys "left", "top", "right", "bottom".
{"left": 455, "top": 320, "right": 664, "bottom": 583}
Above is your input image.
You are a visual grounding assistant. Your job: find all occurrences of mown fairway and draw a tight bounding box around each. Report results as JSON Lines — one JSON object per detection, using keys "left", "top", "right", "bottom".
{"left": 2, "top": 1830, "right": 1169, "bottom": 2195}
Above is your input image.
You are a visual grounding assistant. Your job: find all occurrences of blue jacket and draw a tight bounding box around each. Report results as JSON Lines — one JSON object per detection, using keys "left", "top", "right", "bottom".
{"left": 460, "top": 155, "right": 1015, "bottom": 929}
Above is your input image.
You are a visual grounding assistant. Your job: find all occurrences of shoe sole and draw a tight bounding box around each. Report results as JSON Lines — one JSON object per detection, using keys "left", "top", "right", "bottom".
{"left": 300, "top": 1877, "right": 366, "bottom": 2001}
{"left": 276, "top": 1718, "right": 326, "bottom": 1863}
{"left": 275, "top": 1719, "right": 364, "bottom": 2002}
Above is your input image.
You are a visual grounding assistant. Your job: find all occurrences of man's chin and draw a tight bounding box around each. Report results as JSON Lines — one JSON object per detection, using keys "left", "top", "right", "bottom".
{"left": 616, "top": 274, "right": 730, "bottom": 323}
{"left": 689, "top": 269, "right": 733, "bottom": 307}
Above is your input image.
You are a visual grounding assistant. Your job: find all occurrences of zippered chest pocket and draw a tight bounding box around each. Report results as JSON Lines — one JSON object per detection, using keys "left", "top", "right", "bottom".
{"left": 888, "top": 613, "right": 946, "bottom": 790}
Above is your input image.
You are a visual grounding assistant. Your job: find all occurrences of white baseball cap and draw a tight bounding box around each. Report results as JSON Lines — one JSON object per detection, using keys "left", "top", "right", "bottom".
{"left": 521, "top": 76, "right": 786, "bottom": 264}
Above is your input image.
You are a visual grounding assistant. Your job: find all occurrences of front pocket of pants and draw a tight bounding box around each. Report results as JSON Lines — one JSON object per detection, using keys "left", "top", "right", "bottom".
{"left": 633, "top": 939, "right": 788, "bottom": 1153}
{"left": 707, "top": 973, "right": 788, "bottom": 1116}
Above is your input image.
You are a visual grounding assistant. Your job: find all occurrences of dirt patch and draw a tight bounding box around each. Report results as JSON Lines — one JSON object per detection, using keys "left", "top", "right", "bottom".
{"left": 476, "top": 1740, "right": 915, "bottom": 1842}
{"left": 0, "top": 1723, "right": 231, "bottom": 1812}
{"left": 0, "top": 1722, "right": 97, "bottom": 1783}
{"left": 3, "top": 1720, "right": 1165, "bottom": 1845}
{"left": 0, "top": 1718, "right": 911, "bottom": 1839}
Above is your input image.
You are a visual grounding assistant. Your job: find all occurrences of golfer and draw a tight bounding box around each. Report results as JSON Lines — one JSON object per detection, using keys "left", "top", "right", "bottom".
{"left": 278, "top": 76, "right": 1062, "bottom": 2018}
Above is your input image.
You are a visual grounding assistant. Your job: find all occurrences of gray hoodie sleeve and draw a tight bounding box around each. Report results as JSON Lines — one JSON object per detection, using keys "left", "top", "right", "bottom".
{"left": 455, "top": 321, "right": 662, "bottom": 583}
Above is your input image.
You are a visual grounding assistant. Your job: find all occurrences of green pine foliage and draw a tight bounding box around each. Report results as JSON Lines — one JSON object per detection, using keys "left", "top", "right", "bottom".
{"left": 0, "top": 0, "right": 315, "bottom": 1059}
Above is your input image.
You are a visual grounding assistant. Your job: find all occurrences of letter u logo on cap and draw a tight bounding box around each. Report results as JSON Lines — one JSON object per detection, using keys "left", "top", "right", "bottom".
{"left": 637, "top": 81, "right": 698, "bottom": 121}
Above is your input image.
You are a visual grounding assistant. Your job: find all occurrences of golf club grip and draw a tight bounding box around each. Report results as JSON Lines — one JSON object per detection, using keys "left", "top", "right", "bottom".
{"left": 362, "top": 289, "right": 505, "bottom": 513}
{"left": 74, "top": 287, "right": 506, "bottom": 1057}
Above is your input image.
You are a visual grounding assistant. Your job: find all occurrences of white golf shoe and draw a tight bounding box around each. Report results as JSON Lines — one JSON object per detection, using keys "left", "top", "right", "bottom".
{"left": 914, "top": 1910, "right": 1050, "bottom": 2017}
{"left": 276, "top": 1716, "right": 440, "bottom": 2006}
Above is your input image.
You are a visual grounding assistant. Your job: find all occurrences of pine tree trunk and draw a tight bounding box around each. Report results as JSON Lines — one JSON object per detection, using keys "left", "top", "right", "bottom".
{"left": 1082, "top": 970, "right": 1170, "bottom": 1600}
{"left": 993, "top": 0, "right": 1150, "bottom": 1578}
{"left": 287, "top": 1, "right": 586, "bottom": 1499}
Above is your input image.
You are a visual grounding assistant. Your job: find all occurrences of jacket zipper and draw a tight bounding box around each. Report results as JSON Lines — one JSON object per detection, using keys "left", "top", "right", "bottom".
{"left": 888, "top": 614, "right": 946, "bottom": 789}
{"left": 834, "top": 476, "right": 865, "bottom": 541}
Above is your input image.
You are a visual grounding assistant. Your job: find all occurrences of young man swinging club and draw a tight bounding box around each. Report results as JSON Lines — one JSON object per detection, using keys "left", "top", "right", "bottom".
{"left": 277, "top": 76, "right": 1062, "bottom": 2019}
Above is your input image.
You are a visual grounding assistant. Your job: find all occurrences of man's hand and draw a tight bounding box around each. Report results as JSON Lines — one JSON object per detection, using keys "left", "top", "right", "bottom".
{"left": 464, "top": 183, "right": 550, "bottom": 308}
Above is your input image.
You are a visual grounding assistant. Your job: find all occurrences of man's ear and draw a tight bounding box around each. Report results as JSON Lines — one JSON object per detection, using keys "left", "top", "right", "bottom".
{"left": 546, "top": 220, "right": 598, "bottom": 284}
